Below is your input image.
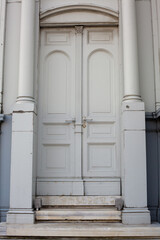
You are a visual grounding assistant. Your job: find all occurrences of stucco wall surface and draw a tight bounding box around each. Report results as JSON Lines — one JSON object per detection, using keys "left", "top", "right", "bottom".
{"left": 136, "top": 0, "right": 155, "bottom": 112}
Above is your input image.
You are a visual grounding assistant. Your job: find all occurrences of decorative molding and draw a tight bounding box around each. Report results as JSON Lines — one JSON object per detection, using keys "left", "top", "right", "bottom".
{"left": 40, "top": 4, "right": 119, "bottom": 20}
{"left": 40, "top": 4, "right": 119, "bottom": 27}
{"left": 75, "top": 26, "right": 83, "bottom": 34}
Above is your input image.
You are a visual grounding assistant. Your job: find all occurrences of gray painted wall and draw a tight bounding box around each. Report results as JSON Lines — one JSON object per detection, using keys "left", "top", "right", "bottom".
{"left": 146, "top": 116, "right": 160, "bottom": 222}
{"left": 0, "top": 115, "right": 12, "bottom": 222}
{"left": 136, "top": 0, "right": 155, "bottom": 112}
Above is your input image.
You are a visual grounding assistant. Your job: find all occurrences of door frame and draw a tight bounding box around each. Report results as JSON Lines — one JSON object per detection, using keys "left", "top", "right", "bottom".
{"left": 37, "top": 25, "right": 121, "bottom": 196}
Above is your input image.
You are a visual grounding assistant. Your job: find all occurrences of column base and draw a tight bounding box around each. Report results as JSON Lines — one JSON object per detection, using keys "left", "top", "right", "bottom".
{"left": 123, "top": 95, "right": 142, "bottom": 102}
{"left": 16, "top": 96, "right": 35, "bottom": 103}
{"left": 7, "top": 209, "right": 35, "bottom": 224}
{"left": 122, "top": 208, "right": 151, "bottom": 224}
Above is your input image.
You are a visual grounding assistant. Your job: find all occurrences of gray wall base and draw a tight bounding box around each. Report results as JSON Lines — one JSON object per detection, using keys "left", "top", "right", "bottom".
{"left": 0, "top": 115, "right": 12, "bottom": 223}
{"left": 158, "top": 208, "right": 160, "bottom": 222}
{"left": 149, "top": 207, "right": 158, "bottom": 222}
{"left": 0, "top": 208, "right": 8, "bottom": 222}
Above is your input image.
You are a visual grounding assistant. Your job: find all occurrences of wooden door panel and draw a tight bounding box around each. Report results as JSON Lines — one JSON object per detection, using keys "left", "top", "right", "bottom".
{"left": 38, "top": 29, "right": 77, "bottom": 180}
{"left": 83, "top": 28, "right": 120, "bottom": 194}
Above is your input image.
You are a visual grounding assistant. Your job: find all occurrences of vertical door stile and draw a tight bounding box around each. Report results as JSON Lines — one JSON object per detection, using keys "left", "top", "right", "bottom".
{"left": 74, "top": 26, "right": 83, "bottom": 189}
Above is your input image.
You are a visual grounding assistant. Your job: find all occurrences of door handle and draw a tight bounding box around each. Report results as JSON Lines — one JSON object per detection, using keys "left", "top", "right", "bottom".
{"left": 65, "top": 118, "right": 76, "bottom": 124}
{"left": 86, "top": 118, "right": 93, "bottom": 123}
{"left": 83, "top": 117, "right": 93, "bottom": 122}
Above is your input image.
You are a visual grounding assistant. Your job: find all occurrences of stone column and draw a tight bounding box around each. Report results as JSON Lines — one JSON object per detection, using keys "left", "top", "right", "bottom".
{"left": 17, "top": 0, "right": 35, "bottom": 103}
{"left": 7, "top": 0, "right": 36, "bottom": 224}
{"left": 122, "top": 0, "right": 141, "bottom": 102}
{"left": 121, "top": 0, "right": 150, "bottom": 224}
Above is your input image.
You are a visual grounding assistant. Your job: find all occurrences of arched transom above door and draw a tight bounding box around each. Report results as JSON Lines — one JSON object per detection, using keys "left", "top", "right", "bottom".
{"left": 40, "top": 2, "right": 119, "bottom": 27}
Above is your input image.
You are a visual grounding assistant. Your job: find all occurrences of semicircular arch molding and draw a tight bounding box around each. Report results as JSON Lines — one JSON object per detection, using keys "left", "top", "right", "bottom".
{"left": 40, "top": 4, "right": 119, "bottom": 27}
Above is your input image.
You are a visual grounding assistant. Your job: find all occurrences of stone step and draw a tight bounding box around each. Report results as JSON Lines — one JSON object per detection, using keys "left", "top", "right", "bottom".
{"left": 36, "top": 196, "right": 121, "bottom": 207}
{"left": 0, "top": 223, "right": 6, "bottom": 236}
{"left": 35, "top": 207, "right": 121, "bottom": 222}
{"left": 5, "top": 222, "right": 160, "bottom": 238}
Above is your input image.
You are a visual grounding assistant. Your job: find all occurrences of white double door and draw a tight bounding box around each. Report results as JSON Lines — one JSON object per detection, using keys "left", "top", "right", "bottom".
{"left": 37, "top": 27, "right": 120, "bottom": 196}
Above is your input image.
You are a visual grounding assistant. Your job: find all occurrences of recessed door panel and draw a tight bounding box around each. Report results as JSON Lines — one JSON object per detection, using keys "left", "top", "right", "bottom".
{"left": 88, "top": 50, "right": 112, "bottom": 114}
{"left": 46, "top": 52, "right": 69, "bottom": 114}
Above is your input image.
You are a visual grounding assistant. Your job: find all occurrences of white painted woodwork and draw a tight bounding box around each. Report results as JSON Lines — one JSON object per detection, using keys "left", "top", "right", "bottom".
{"left": 37, "top": 27, "right": 120, "bottom": 196}
{"left": 83, "top": 28, "right": 120, "bottom": 181}
{"left": 35, "top": 207, "right": 121, "bottom": 222}
{"left": 37, "top": 28, "right": 79, "bottom": 182}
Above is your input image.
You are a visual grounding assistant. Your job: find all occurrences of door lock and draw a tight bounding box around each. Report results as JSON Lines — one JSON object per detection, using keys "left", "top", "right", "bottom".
{"left": 82, "top": 117, "right": 93, "bottom": 128}
{"left": 82, "top": 120, "right": 86, "bottom": 128}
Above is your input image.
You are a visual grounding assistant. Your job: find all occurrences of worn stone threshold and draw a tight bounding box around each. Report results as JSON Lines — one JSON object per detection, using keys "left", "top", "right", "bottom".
{"left": 0, "top": 222, "right": 159, "bottom": 239}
